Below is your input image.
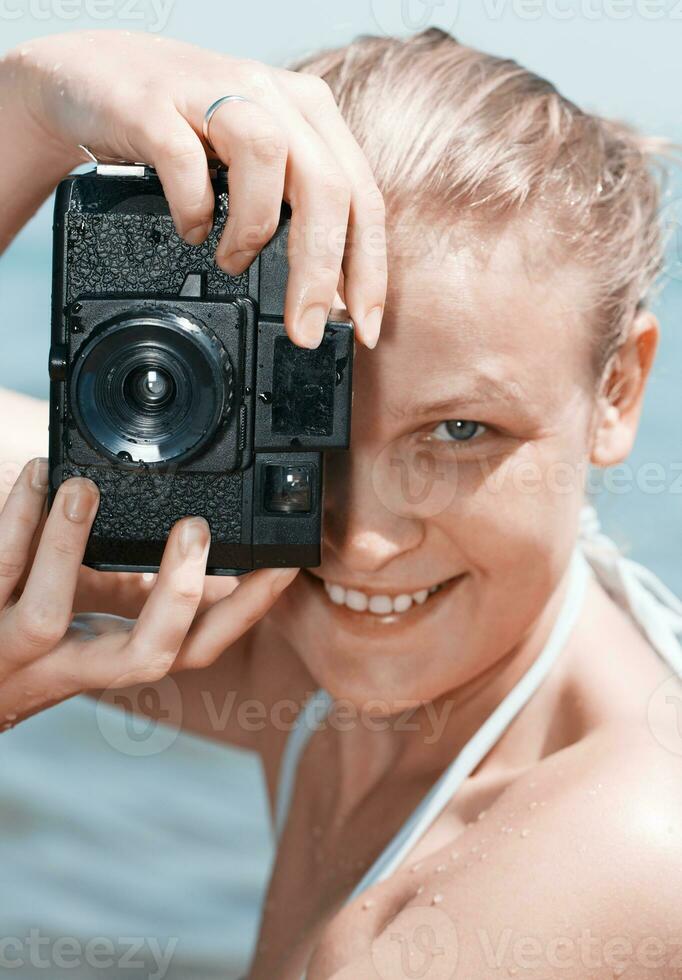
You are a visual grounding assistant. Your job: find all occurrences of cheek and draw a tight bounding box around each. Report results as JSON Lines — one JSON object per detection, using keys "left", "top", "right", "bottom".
{"left": 434, "top": 436, "right": 588, "bottom": 581}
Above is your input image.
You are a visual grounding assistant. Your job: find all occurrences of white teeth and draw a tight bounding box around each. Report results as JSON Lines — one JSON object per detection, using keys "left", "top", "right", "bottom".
{"left": 346, "top": 589, "right": 369, "bottom": 612}
{"left": 322, "top": 581, "right": 444, "bottom": 615}
{"left": 328, "top": 584, "right": 345, "bottom": 606}
{"left": 393, "top": 594, "right": 413, "bottom": 613}
{"left": 368, "top": 595, "right": 393, "bottom": 615}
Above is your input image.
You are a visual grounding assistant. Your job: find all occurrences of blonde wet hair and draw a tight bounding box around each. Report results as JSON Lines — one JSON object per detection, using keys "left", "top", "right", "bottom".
{"left": 291, "top": 28, "right": 670, "bottom": 374}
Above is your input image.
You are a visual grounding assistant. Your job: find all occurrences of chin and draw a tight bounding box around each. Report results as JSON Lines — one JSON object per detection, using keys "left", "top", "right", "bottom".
{"left": 268, "top": 566, "right": 488, "bottom": 712}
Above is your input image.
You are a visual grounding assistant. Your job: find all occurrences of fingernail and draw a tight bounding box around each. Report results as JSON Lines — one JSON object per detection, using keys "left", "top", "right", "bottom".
{"left": 296, "top": 304, "right": 328, "bottom": 348}
{"left": 218, "top": 248, "right": 256, "bottom": 276}
{"left": 363, "top": 306, "right": 383, "bottom": 349}
{"left": 30, "top": 458, "right": 49, "bottom": 492}
{"left": 184, "top": 221, "right": 212, "bottom": 245}
{"left": 180, "top": 517, "right": 210, "bottom": 558}
{"left": 63, "top": 479, "right": 98, "bottom": 523}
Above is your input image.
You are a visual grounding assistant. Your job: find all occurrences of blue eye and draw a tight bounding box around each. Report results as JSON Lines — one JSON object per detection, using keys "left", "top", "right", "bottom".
{"left": 431, "top": 420, "right": 487, "bottom": 443}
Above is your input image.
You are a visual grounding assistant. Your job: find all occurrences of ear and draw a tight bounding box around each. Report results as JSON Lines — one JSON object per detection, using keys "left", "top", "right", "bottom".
{"left": 591, "top": 310, "right": 659, "bottom": 467}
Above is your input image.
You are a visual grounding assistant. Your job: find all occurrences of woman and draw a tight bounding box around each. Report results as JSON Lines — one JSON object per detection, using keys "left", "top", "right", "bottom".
{"left": 1, "top": 27, "right": 682, "bottom": 980}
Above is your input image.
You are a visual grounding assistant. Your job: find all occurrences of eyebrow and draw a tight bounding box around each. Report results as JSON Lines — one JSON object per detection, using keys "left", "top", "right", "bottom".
{"left": 394, "top": 376, "right": 528, "bottom": 421}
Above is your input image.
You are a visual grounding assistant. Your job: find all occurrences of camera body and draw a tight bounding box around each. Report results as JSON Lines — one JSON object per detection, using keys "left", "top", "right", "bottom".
{"left": 48, "top": 166, "right": 353, "bottom": 574}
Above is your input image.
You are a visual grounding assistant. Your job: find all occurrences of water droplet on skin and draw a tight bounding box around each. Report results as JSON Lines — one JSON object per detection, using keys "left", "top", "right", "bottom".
{"left": 479, "top": 852, "right": 488, "bottom": 861}
{"left": 450, "top": 851, "right": 459, "bottom": 860}
{"left": 508, "top": 966, "right": 519, "bottom": 976}
{"left": 540, "top": 801, "right": 547, "bottom": 807}
{"left": 477, "top": 809, "right": 487, "bottom": 820}
{"left": 502, "top": 826, "right": 513, "bottom": 834}
{"left": 435, "top": 864, "right": 446, "bottom": 873}
{"left": 5, "top": 713, "right": 16, "bottom": 721}
{"left": 416, "top": 885, "right": 424, "bottom": 895}
{"left": 432, "top": 894, "right": 444, "bottom": 905}
{"left": 529, "top": 781, "right": 537, "bottom": 789}
{"left": 520, "top": 829, "right": 530, "bottom": 838}
{"left": 470, "top": 844, "right": 479, "bottom": 853}
{"left": 410, "top": 862, "right": 422, "bottom": 873}
{"left": 362, "top": 899, "right": 375, "bottom": 910}
{"left": 529, "top": 801, "right": 538, "bottom": 809}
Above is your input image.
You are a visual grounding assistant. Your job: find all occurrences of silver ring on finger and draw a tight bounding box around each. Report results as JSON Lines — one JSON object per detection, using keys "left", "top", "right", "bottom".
{"left": 202, "top": 95, "right": 252, "bottom": 152}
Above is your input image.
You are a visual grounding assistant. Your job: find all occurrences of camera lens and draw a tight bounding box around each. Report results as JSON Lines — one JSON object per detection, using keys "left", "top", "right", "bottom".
{"left": 126, "top": 367, "right": 176, "bottom": 411}
{"left": 71, "top": 312, "right": 233, "bottom": 465}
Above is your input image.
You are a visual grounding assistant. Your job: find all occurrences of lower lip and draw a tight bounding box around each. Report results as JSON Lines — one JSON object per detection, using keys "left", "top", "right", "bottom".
{"left": 301, "top": 571, "right": 466, "bottom": 629}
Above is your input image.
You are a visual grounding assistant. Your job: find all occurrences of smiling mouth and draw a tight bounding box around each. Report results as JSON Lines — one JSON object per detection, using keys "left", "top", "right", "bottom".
{"left": 304, "top": 572, "right": 463, "bottom": 617}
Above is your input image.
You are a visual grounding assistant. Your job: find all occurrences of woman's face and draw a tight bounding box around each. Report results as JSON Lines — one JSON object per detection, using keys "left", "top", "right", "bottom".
{"left": 271, "top": 217, "right": 599, "bottom": 709}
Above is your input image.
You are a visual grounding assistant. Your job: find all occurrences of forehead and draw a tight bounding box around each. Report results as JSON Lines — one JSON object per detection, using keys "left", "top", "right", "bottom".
{"left": 363, "top": 216, "right": 596, "bottom": 414}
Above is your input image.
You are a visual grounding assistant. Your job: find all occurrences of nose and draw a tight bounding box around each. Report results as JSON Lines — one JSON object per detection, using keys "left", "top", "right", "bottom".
{"left": 323, "top": 446, "right": 425, "bottom": 574}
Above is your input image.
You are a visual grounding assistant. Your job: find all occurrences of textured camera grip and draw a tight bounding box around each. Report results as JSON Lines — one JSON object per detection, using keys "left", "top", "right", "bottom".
{"left": 65, "top": 193, "right": 249, "bottom": 302}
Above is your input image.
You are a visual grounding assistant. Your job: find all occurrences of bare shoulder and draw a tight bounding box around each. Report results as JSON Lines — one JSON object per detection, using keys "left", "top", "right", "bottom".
{"left": 314, "top": 719, "right": 682, "bottom": 980}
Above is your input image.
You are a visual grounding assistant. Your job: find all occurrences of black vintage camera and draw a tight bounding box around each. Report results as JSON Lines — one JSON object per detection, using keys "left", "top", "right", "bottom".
{"left": 48, "top": 165, "right": 353, "bottom": 574}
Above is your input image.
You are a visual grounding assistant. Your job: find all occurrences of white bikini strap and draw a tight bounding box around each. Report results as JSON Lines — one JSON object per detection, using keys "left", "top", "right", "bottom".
{"left": 274, "top": 688, "right": 333, "bottom": 841}
{"left": 577, "top": 503, "right": 682, "bottom": 677}
{"left": 346, "top": 546, "right": 591, "bottom": 900}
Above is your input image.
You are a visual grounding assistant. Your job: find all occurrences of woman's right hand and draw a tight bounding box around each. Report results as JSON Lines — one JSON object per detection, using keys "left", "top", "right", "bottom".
{"left": 7, "top": 31, "right": 387, "bottom": 348}
{"left": 0, "top": 459, "right": 298, "bottom": 730}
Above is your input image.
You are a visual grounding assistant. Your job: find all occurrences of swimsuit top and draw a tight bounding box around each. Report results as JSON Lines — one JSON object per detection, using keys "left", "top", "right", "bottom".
{"left": 270, "top": 503, "right": 682, "bottom": 980}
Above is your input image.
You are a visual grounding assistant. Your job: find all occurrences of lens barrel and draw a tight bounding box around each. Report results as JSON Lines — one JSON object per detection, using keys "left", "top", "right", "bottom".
{"left": 71, "top": 311, "right": 233, "bottom": 465}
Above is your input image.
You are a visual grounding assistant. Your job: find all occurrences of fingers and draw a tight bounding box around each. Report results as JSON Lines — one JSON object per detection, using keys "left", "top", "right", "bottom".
{"left": 0, "top": 458, "right": 48, "bottom": 609}
{"left": 282, "top": 120, "right": 351, "bottom": 348}
{"left": 172, "top": 566, "right": 299, "bottom": 671}
{"left": 1, "top": 476, "right": 99, "bottom": 675}
{"left": 84, "top": 516, "right": 211, "bottom": 688}
{"left": 206, "top": 99, "right": 288, "bottom": 275}
{"left": 285, "top": 74, "right": 388, "bottom": 349}
{"left": 143, "top": 112, "right": 215, "bottom": 244}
